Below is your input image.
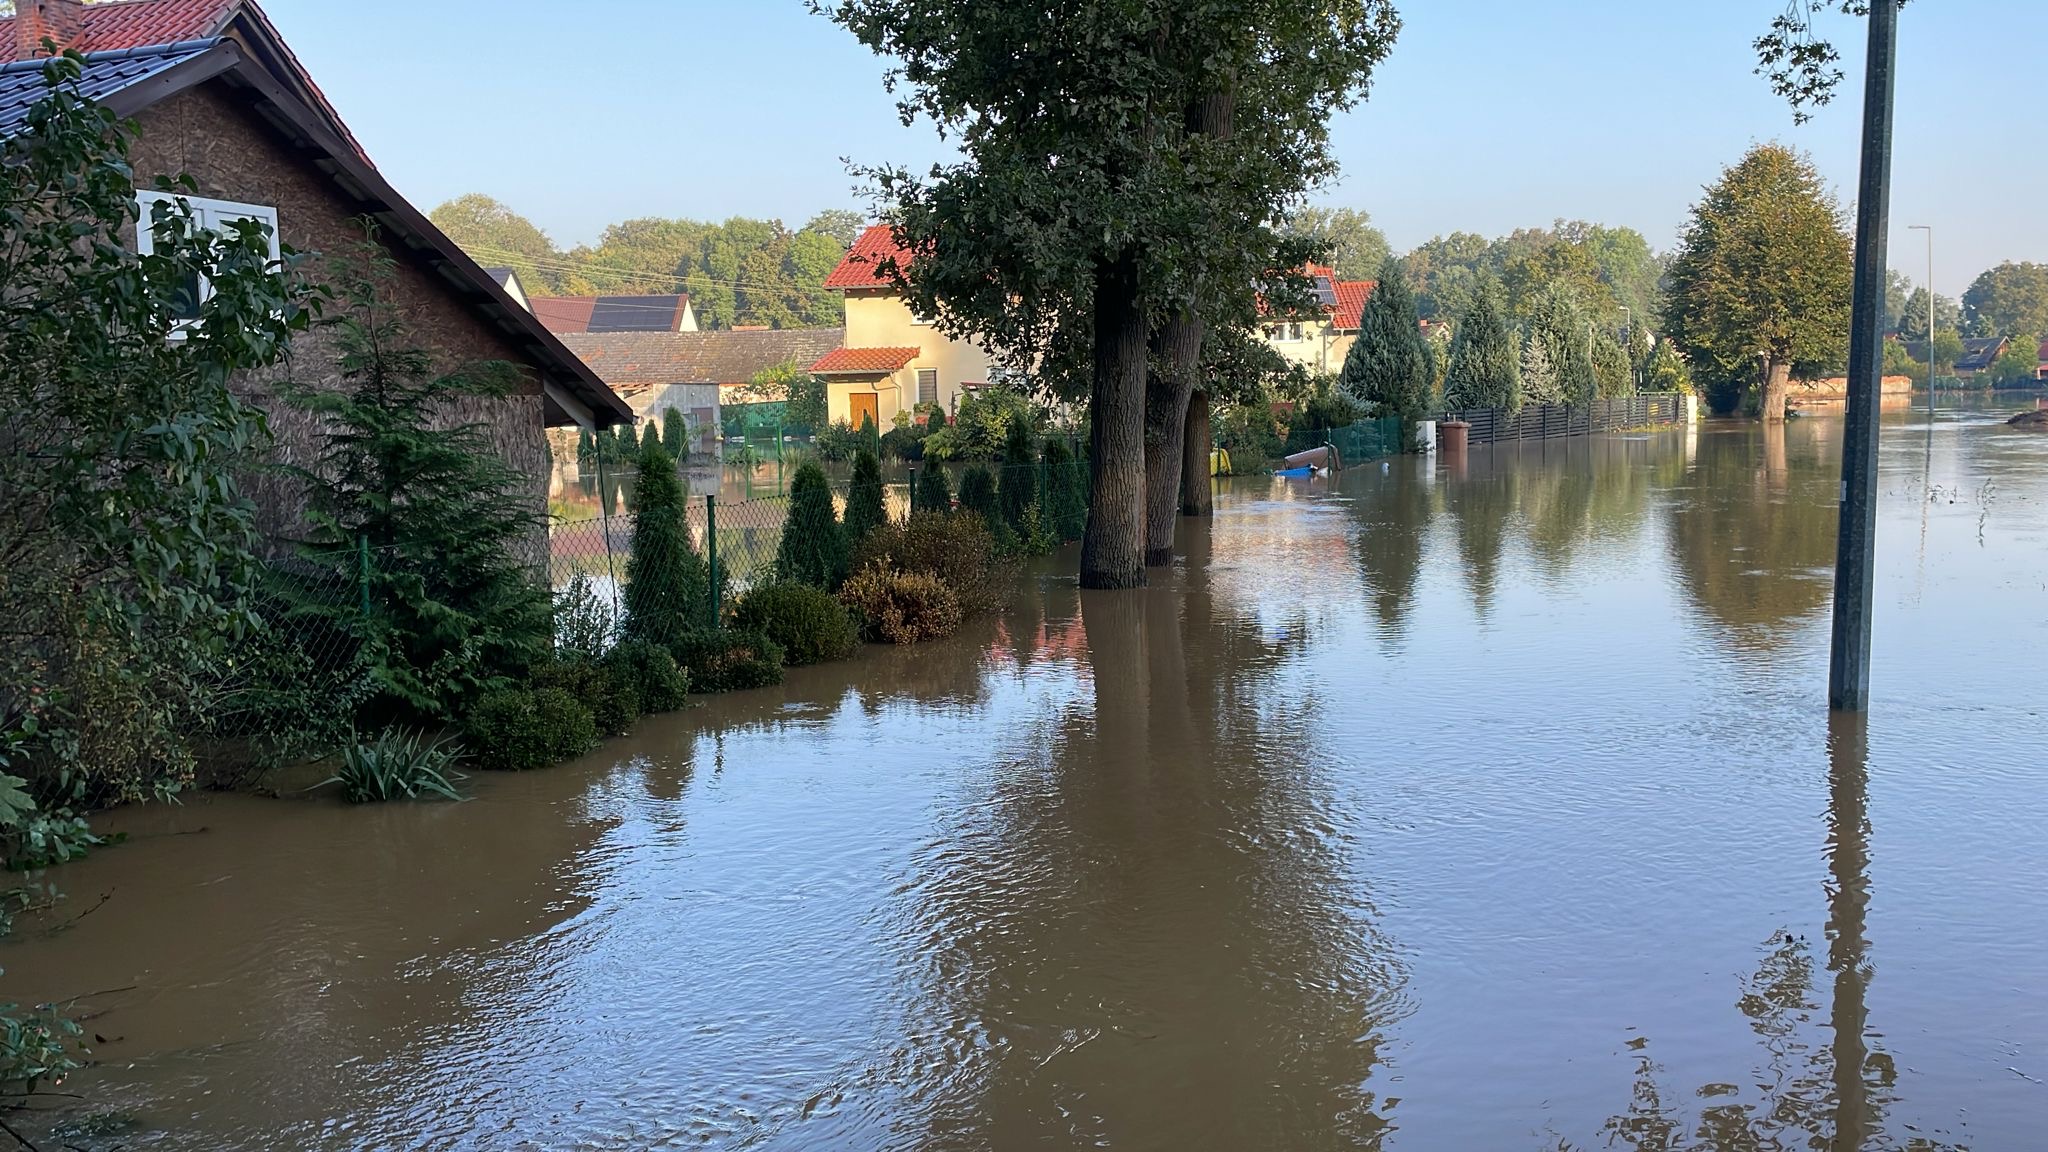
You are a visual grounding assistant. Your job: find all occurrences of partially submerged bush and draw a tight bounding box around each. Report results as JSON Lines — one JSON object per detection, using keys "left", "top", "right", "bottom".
{"left": 530, "top": 657, "right": 639, "bottom": 737}
{"left": 324, "top": 730, "right": 465, "bottom": 803}
{"left": 464, "top": 686, "right": 596, "bottom": 771}
{"left": 840, "top": 568, "right": 963, "bottom": 645}
{"left": 775, "top": 462, "right": 848, "bottom": 588}
{"left": 733, "top": 583, "right": 862, "bottom": 666}
{"left": 852, "top": 511, "right": 1007, "bottom": 616}
{"left": 669, "top": 630, "right": 785, "bottom": 694}
{"left": 602, "top": 639, "right": 688, "bottom": 714}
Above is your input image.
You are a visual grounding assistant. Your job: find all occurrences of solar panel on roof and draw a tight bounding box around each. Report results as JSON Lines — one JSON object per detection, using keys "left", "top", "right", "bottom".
{"left": 587, "top": 296, "right": 681, "bottom": 333}
{"left": 1312, "top": 275, "right": 1339, "bottom": 309}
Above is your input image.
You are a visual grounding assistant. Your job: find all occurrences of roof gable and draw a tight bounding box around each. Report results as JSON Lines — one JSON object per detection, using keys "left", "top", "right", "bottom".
{"left": 823, "top": 223, "right": 908, "bottom": 290}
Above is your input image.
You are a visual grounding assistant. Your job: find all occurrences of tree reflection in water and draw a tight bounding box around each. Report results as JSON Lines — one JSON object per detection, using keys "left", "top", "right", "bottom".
{"left": 1557, "top": 714, "right": 1962, "bottom": 1152}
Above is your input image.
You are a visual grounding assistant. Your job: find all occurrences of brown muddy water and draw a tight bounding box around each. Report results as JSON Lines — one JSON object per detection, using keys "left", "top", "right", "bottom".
{"left": 7, "top": 403, "right": 2047, "bottom": 1150}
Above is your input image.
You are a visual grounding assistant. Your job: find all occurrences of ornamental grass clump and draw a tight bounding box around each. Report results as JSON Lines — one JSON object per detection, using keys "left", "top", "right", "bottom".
{"left": 733, "top": 583, "right": 862, "bottom": 666}
{"left": 324, "top": 730, "right": 465, "bottom": 803}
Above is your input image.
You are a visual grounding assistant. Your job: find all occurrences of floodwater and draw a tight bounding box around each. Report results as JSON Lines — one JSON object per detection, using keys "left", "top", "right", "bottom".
{"left": 8, "top": 402, "right": 2047, "bottom": 1150}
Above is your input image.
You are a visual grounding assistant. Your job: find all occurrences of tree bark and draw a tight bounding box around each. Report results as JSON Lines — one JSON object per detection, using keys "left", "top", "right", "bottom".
{"left": 1761, "top": 358, "right": 1791, "bottom": 423}
{"left": 1180, "top": 388, "right": 1212, "bottom": 517}
{"left": 1081, "top": 247, "right": 1149, "bottom": 590}
{"left": 1144, "top": 310, "right": 1204, "bottom": 565}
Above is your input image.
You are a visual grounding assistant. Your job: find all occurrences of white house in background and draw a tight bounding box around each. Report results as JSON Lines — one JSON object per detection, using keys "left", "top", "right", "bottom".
{"left": 1259, "top": 264, "right": 1376, "bottom": 377}
{"left": 482, "top": 266, "right": 531, "bottom": 312}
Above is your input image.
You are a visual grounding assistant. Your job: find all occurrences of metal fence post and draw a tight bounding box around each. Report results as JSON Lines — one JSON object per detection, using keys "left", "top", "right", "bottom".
{"left": 356, "top": 534, "right": 372, "bottom": 617}
{"left": 705, "top": 493, "right": 721, "bottom": 623}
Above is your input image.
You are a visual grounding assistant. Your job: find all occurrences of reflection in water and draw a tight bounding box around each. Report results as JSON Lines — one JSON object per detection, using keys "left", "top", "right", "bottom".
{"left": 905, "top": 519, "right": 1404, "bottom": 1148}
{"left": 1567, "top": 714, "right": 1962, "bottom": 1152}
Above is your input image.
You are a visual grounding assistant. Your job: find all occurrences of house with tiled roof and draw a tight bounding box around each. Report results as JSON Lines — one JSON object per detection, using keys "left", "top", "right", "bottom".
{"left": 532, "top": 294, "right": 698, "bottom": 336}
{"left": 1260, "top": 264, "right": 1375, "bottom": 376}
{"left": 811, "top": 223, "right": 998, "bottom": 430}
{"left": 0, "top": 0, "right": 631, "bottom": 537}
{"left": 559, "top": 328, "right": 845, "bottom": 451}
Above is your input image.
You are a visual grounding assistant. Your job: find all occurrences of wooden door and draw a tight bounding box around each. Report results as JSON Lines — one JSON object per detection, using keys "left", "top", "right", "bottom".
{"left": 849, "top": 392, "right": 879, "bottom": 433}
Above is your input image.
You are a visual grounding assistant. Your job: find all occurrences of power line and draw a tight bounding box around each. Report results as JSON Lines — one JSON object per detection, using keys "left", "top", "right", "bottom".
{"left": 466, "top": 242, "right": 856, "bottom": 298}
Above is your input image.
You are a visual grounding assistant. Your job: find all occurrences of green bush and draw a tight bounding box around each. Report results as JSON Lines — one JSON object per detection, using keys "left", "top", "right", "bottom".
{"left": 997, "top": 420, "right": 1037, "bottom": 533}
{"left": 1041, "top": 440, "right": 1087, "bottom": 542}
{"left": 844, "top": 449, "right": 887, "bottom": 550}
{"left": 669, "top": 629, "right": 786, "bottom": 694}
{"left": 851, "top": 512, "right": 1006, "bottom": 616}
{"left": 955, "top": 465, "right": 1014, "bottom": 551}
{"left": 464, "top": 686, "right": 596, "bottom": 771}
{"left": 914, "top": 461, "right": 952, "bottom": 514}
{"left": 530, "top": 657, "right": 639, "bottom": 737}
{"left": 733, "top": 583, "right": 863, "bottom": 666}
{"left": 814, "top": 419, "right": 863, "bottom": 462}
{"left": 323, "top": 730, "right": 465, "bottom": 803}
{"left": 602, "top": 639, "right": 689, "bottom": 714}
{"left": 840, "top": 568, "right": 964, "bottom": 645}
{"left": 623, "top": 437, "right": 712, "bottom": 646}
{"left": 775, "top": 462, "right": 849, "bottom": 588}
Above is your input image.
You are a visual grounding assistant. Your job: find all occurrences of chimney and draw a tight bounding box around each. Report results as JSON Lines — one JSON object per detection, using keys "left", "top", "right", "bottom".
{"left": 15, "top": 0, "right": 88, "bottom": 62}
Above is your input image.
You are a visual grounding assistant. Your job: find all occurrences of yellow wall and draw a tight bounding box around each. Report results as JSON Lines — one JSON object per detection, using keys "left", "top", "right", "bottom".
{"left": 842, "top": 289, "right": 996, "bottom": 416}
{"left": 1261, "top": 319, "right": 1350, "bottom": 376}
{"left": 825, "top": 376, "right": 910, "bottom": 429}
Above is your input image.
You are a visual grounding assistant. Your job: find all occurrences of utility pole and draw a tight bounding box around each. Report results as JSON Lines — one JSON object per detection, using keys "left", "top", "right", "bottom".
{"left": 1908, "top": 224, "right": 1933, "bottom": 414}
{"left": 1829, "top": 0, "right": 1901, "bottom": 713}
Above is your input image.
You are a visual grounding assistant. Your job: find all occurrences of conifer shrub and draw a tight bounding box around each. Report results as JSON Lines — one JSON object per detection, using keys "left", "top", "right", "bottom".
{"left": 775, "top": 462, "right": 849, "bottom": 588}
{"left": 464, "top": 686, "right": 596, "bottom": 771}
{"left": 669, "top": 629, "right": 785, "bottom": 693}
{"left": 844, "top": 449, "right": 887, "bottom": 549}
{"left": 954, "top": 465, "right": 1013, "bottom": 551}
{"left": 603, "top": 639, "right": 689, "bottom": 713}
{"left": 662, "top": 407, "right": 688, "bottom": 457}
{"left": 997, "top": 419, "right": 1037, "bottom": 533}
{"left": 1041, "top": 440, "right": 1088, "bottom": 542}
{"left": 623, "top": 438, "right": 712, "bottom": 646}
{"left": 851, "top": 511, "right": 1006, "bottom": 616}
{"left": 733, "top": 583, "right": 863, "bottom": 666}
{"left": 840, "top": 568, "right": 963, "bottom": 645}
{"left": 915, "top": 461, "right": 952, "bottom": 514}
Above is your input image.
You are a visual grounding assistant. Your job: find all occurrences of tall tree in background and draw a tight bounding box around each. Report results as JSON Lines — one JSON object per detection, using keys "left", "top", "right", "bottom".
{"left": 1282, "top": 206, "right": 1390, "bottom": 281}
{"left": 1340, "top": 255, "right": 1428, "bottom": 434}
{"left": 818, "top": 0, "right": 1397, "bottom": 587}
{"left": 804, "top": 209, "right": 868, "bottom": 248}
{"left": 1528, "top": 282, "right": 1595, "bottom": 409}
{"left": 1520, "top": 332, "right": 1562, "bottom": 406}
{"left": 1442, "top": 275, "right": 1520, "bottom": 413}
{"left": 1895, "top": 287, "right": 1959, "bottom": 340}
{"left": 1664, "top": 143, "right": 1853, "bottom": 420}
{"left": 1962, "top": 261, "right": 2048, "bottom": 337}
{"left": 430, "top": 194, "right": 564, "bottom": 294}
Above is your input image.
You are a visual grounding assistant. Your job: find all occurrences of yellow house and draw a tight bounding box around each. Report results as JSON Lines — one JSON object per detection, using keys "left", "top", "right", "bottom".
{"left": 811, "top": 225, "right": 998, "bottom": 429}
{"left": 1260, "top": 267, "right": 1373, "bottom": 377}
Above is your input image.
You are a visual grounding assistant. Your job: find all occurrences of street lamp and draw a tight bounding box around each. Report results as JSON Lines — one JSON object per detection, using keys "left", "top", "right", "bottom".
{"left": 1908, "top": 224, "right": 1933, "bottom": 414}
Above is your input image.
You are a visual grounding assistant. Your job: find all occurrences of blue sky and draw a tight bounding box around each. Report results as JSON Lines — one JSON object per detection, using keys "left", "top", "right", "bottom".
{"left": 264, "top": 0, "right": 2043, "bottom": 296}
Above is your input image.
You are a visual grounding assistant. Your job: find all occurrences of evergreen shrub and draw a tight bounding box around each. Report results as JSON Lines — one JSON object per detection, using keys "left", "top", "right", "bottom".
{"left": 622, "top": 438, "right": 711, "bottom": 645}
{"left": 531, "top": 657, "right": 638, "bottom": 737}
{"left": 840, "top": 569, "right": 964, "bottom": 645}
{"left": 603, "top": 639, "right": 689, "bottom": 713}
{"left": 844, "top": 449, "right": 887, "bottom": 549}
{"left": 733, "top": 584, "right": 863, "bottom": 666}
{"left": 915, "top": 461, "right": 952, "bottom": 514}
{"left": 775, "top": 462, "right": 849, "bottom": 588}
{"left": 465, "top": 686, "right": 596, "bottom": 771}
{"left": 1041, "top": 440, "right": 1088, "bottom": 542}
{"left": 669, "top": 630, "right": 786, "bottom": 694}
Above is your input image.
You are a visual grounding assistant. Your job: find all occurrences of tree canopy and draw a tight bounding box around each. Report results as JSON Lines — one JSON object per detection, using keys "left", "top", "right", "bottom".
{"left": 1663, "top": 143, "right": 1852, "bottom": 419}
{"left": 429, "top": 196, "right": 863, "bottom": 329}
{"left": 1895, "top": 286, "right": 1960, "bottom": 340}
{"left": 1962, "top": 261, "right": 2048, "bottom": 338}
{"left": 1281, "top": 206, "right": 1390, "bottom": 281}
{"left": 1404, "top": 220, "right": 1662, "bottom": 329}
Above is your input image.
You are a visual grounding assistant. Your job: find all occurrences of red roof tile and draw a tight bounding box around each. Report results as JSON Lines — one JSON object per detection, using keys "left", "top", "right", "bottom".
{"left": 811, "top": 346, "right": 919, "bottom": 375}
{"left": 1332, "top": 280, "right": 1376, "bottom": 330}
{"left": 823, "top": 224, "right": 912, "bottom": 290}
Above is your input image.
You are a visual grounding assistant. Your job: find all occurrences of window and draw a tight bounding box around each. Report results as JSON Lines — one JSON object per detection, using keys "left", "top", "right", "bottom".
{"left": 916, "top": 368, "right": 939, "bottom": 406}
{"left": 134, "top": 191, "right": 282, "bottom": 323}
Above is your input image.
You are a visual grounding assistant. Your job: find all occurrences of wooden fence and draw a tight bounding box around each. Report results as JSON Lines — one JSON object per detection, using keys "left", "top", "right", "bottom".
{"left": 1437, "top": 394, "right": 1684, "bottom": 447}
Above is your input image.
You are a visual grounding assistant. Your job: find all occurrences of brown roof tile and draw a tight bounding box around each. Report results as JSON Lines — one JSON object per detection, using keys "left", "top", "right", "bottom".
{"left": 811, "top": 346, "right": 920, "bottom": 375}
{"left": 560, "top": 329, "right": 845, "bottom": 390}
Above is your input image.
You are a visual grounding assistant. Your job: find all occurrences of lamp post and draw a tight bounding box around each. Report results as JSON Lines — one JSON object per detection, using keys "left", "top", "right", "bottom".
{"left": 1908, "top": 224, "right": 1933, "bottom": 414}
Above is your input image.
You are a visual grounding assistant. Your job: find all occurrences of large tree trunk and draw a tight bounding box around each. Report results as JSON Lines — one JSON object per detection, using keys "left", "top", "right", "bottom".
{"left": 1144, "top": 310, "right": 1204, "bottom": 566}
{"left": 1180, "top": 388, "right": 1212, "bottom": 517}
{"left": 1761, "top": 358, "right": 1791, "bottom": 423}
{"left": 1081, "top": 248, "right": 1148, "bottom": 590}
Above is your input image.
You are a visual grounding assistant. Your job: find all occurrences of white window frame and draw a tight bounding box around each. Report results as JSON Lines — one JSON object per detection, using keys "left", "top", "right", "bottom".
{"left": 134, "top": 190, "right": 282, "bottom": 329}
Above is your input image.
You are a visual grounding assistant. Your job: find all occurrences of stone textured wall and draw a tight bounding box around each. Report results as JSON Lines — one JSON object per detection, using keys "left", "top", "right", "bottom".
{"left": 128, "top": 81, "right": 550, "bottom": 552}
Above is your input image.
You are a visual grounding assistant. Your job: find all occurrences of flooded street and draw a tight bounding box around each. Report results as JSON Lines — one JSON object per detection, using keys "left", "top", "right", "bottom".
{"left": 8, "top": 405, "right": 2046, "bottom": 1150}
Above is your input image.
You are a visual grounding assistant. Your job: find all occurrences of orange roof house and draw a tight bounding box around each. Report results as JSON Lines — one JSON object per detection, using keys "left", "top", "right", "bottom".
{"left": 810, "top": 224, "right": 997, "bottom": 430}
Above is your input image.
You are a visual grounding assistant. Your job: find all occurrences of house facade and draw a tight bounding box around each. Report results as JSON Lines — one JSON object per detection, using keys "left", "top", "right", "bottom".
{"left": 1260, "top": 266, "right": 1374, "bottom": 377}
{"left": 812, "top": 225, "right": 998, "bottom": 429}
{"left": 0, "top": 0, "right": 630, "bottom": 541}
